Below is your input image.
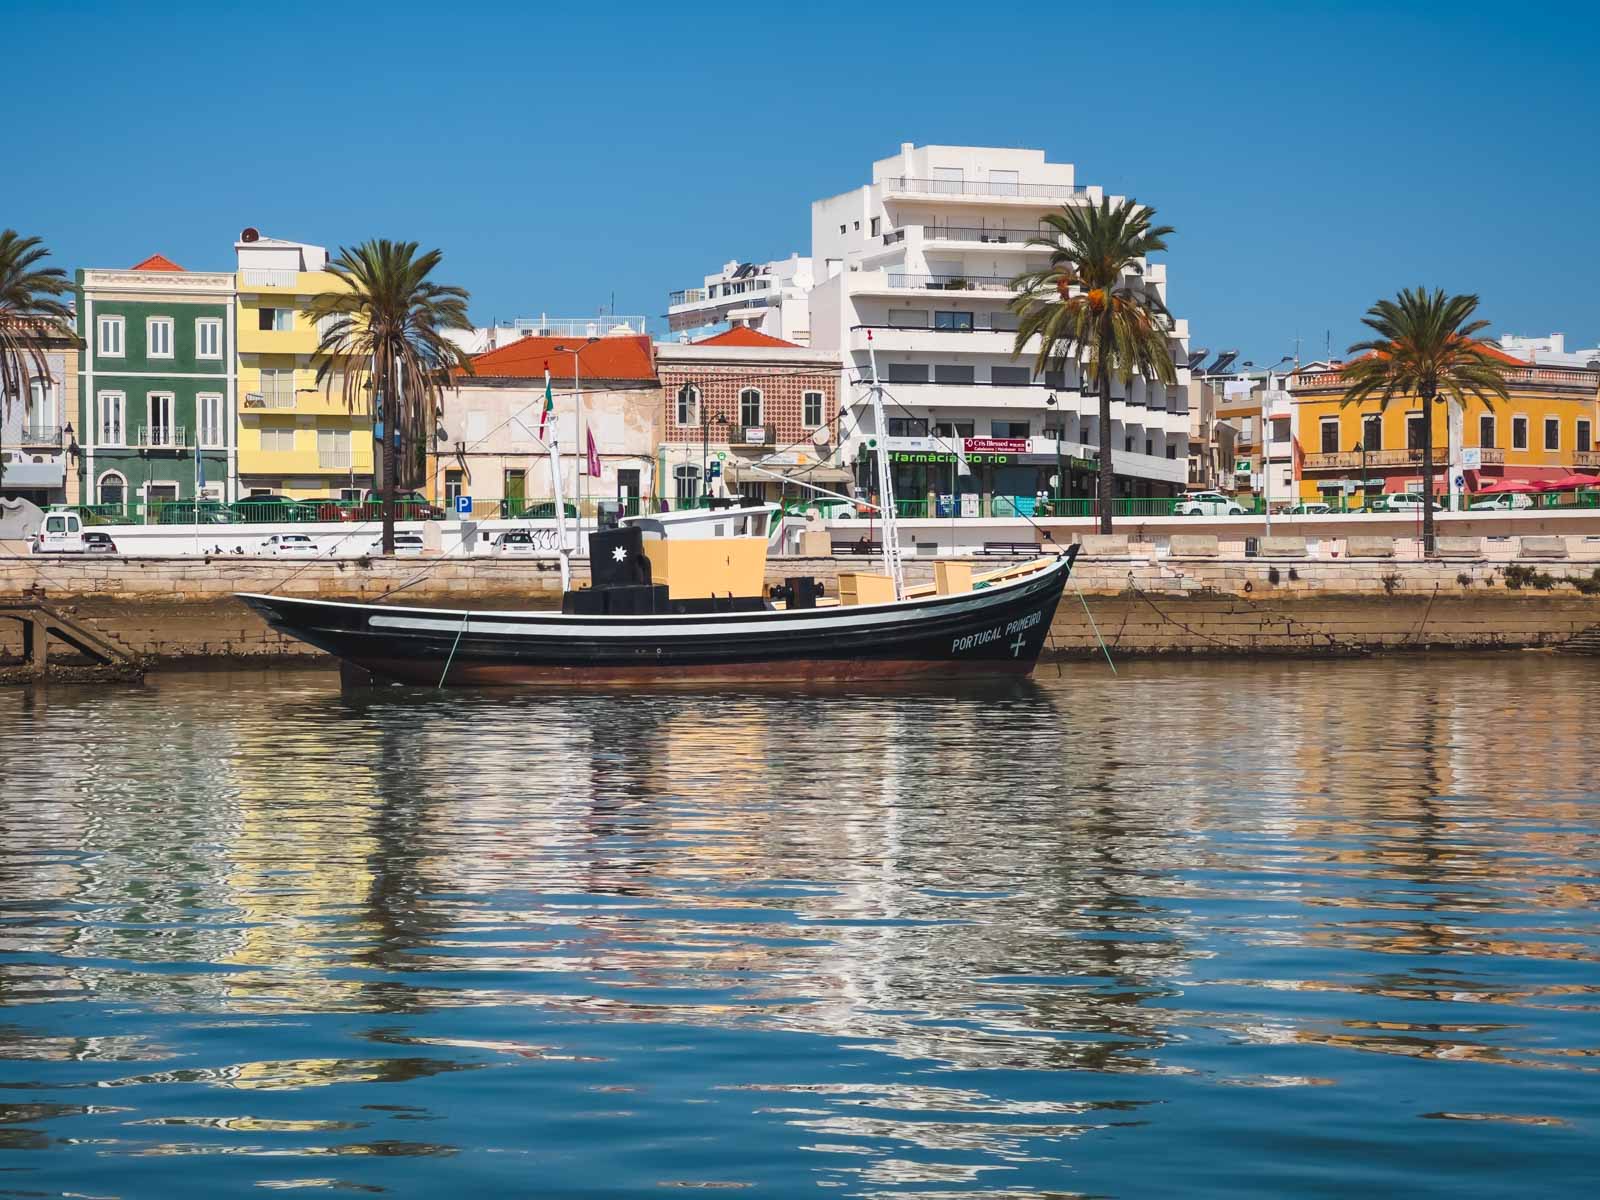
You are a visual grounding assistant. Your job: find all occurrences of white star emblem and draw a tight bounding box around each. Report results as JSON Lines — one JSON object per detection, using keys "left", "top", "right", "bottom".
{"left": 611, "top": 546, "right": 628, "bottom": 562}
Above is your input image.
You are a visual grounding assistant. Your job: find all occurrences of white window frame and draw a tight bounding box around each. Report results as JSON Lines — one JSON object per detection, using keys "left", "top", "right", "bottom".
{"left": 675, "top": 383, "right": 699, "bottom": 427}
{"left": 196, "top": 318, "right": 223, "bottom": 360}
{"left": 146, "top": 391, "right": 176, "bottom": 447}
{"left": 147, "top": 316, "right": 174, "bottom": 359}
{"left": 802, "top": 391, "right": 824, "bottom": 429}
{"left": 1544, "top": 416, "right": 1560, "bottom": 452}
{"left": 26, "top": 378, "right": 57, "bottom": 434}
{"left": 317, "top": 427, "right": 352, "bottom": 469}
{"left": 98, "top": 390, "right": 126, "bottom": 445}
{"left": 197, "top": 392, "right": 225, "bottom": 447}
{"left": 1319, "top": 416, "right": 1341, "bottom": 455}
{"left": 738, "top": 387, "right": 763, "bottom": 427}
{"left": 1512, "top": 414, "right": 1529, "bottom": 451}
{"left": 259, "top": 367, "right": 296, "bottom": 408}
{"left": 98, "top": 315, "right": 125, "bottom": 358}
{"left": 1478, "top": 413, "right": 1496, "bottom": 449}
{"left": 96, "top": 469, "right": 128, "bottom": 506}
{"left": 1579, "top": 418, "right": 1592, "bottom": 454}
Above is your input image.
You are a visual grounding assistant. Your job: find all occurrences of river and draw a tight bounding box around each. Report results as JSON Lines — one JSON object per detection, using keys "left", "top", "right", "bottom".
{"left": 1, "top": 656, "right": 1597, "bottom": 1197}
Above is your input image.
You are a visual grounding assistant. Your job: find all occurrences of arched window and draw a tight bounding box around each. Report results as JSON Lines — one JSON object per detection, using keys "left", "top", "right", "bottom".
{"left": 675, "top": 383, "right": 699, "bottom": 427}
{"left": 97, "top": 470, "right": 127, "bottom": 507}
{"left": 738, "top": 387, "right": 763, "bottom": 427}
{"left": 674, "top": 464, "right": 701, "bottom": 504}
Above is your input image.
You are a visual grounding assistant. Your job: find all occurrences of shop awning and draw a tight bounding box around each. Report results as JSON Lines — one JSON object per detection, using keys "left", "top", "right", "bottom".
{"left": 0, "top": 460, "right": 65, "bottom": 487}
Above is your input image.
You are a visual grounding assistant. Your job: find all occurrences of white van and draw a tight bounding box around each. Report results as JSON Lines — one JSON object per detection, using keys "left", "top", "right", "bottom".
{"left": 31, "top": 510, "right": 88, "bottom": 554}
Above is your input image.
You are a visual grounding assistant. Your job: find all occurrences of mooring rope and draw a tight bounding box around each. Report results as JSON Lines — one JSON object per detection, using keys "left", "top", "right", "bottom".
{"left": 437, "top": 610, "right": 470, "bottom": 689}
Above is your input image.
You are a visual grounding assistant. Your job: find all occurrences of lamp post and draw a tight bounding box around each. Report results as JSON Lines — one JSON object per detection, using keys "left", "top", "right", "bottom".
{"left": 63, "top": 422, "right": 80, "bottom": 508}
{"left": 1241, "top": 356, "right": 1294, "bottom": 533}
{"left": 700, "top": 401, "right": 728, "bottom": 506}
{"left": 1352, "top": 437, "right": 1369, "bottom": 513}
{"left": 1044, "top": 392, "right": 1064, "bottom": 516}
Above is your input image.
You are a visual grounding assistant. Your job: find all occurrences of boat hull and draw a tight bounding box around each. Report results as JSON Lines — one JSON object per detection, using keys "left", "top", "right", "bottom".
{"left": 238, "top": 555, "right": 1073, "bottom": 687}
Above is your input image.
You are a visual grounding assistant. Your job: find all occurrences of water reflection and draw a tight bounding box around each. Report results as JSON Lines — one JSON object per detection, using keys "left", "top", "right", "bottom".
{"left": 0, "top": 657, "right": 1597, "bottom": 1196}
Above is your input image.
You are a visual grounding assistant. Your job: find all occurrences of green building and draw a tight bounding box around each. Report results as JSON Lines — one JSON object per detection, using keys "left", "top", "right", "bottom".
{"left": 76, "top": 255, "right": 236, "bottom": 513}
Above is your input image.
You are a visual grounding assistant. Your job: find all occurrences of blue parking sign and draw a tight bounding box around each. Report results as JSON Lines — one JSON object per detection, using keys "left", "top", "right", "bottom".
{"left": 454, "top": 495, "right": 472, "bottom": 515}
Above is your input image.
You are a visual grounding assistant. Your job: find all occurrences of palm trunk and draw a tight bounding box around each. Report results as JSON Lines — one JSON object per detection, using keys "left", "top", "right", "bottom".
{"left": 1420, "top": 384, "right": 1436, "bottom": 554}
{"left": 1096, "top": 360, "right": 1114, "bottom": 535}
{"left": 381, "top": 351, "right": 396, "bottom": 556}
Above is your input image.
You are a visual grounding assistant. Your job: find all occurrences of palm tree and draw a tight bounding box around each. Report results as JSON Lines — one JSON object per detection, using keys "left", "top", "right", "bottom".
{"left": 1341, "top": 288, "right": 1511, "bottom": 550}
{"left": 0, "top": 231, "right": 74, "bottom": 493}
{"left": 305, "top": 240, "right": 473, "bottom": 554}
{"left": 1010, "top": 198, "right": 1177, "bottom": 534}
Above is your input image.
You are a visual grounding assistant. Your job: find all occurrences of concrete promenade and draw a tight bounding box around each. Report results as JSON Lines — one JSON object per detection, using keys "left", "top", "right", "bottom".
{"left": 3, "top": 544, "right": 1598, "bottom": 668}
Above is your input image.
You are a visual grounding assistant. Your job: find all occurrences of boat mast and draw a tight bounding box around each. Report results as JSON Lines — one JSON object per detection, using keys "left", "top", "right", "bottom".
{"left": 865, "top": 332, "right": 905, "bottom": 599}
{"left": 545, "top": 367, "right": 573, "bottom": 592}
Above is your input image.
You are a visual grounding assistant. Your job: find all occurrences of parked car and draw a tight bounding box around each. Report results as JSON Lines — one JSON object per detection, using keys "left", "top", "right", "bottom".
{"left": 298, "top": 496, "right": 354, "bottom": 522}
{"left": 1173, "top": 490, "right": 1246, "bottom": 516}
{"left": 1370, "top": 492, "right": 1439, "bottom": 513}
{"left": 1285, "top": 502, "right": 1332, "bottom": 515}
{"left": 83, "top": 531, "right": 119, "bottom": 554}
{"left": 368, "top": 532, "right": 425, "bottom": 558}
{"left": 155, "top": 502, "right": 233, "bottom": 525}
{"left": 261, "top": 533, "right": 316, "bottom": 556}
{"left": 232, "top": 495, "right": 307, "bottom": 523}
{"left": 492, "top": 529, "right": 539, "bottom": 557}
{"left": 359, "top": 490, "right": 444, "bottom": 520}
{"left": 30, "top": 509, "right": 89, "bottom": 553}
{"left": 1468, "top": 492, "right": 1535, "bottom": 511}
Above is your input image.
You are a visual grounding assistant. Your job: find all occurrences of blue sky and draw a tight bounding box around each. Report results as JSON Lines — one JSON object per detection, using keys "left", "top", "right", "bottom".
{"left": 8, "top": 0, "right": 1596, "bottom": 363}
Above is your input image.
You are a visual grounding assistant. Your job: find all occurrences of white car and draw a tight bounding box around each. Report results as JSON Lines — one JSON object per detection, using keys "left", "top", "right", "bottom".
{"left": 368, "top": 532, "right": 425, "bottom": 558}
{"left": 262, "top": 533, "right": 316, "bottom": 557}
{"left": 491, "top": 529, "right": 539, "bottom": 557}
{"left": 30, "top": 510, "right": 89, "bottom": 553}
{"left": 1173, "top": 491, "right": 1246, "bottom": 516}
{"left": 1468, "top": 493, "right": 1534, "bottom": 511}
{"left": 1370, "top": 492, "right": 1438, "bottom": 513}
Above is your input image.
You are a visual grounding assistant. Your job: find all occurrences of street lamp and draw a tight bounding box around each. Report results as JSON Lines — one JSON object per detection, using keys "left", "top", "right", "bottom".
{"left": 1241, "top": 356, "right": 1294, "bottom": 532}
{"left": 1352, "top": 437, "right": 1369, "bottom": 513}
{"left": 1044, "top": 392, "right": 1064, "bottom": 516}
{"left": 701, "top": 402, "right": 728, "bottom": 506}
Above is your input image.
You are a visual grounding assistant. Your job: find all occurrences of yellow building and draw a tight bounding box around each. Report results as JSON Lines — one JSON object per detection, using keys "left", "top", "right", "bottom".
{"left": 1291, "top": 352, "right": 1600, "bottom": 504}
{"left": 234, "top": 233, "right": 373, "bottom": 499}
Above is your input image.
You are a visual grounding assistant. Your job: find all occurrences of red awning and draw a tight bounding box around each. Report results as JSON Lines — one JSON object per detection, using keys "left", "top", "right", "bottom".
{"left": 1478, "top": 478, "right": 1543, "bottom": 494}
{"left": 1536, "top": 473, "right": 1600, "bottom": 492}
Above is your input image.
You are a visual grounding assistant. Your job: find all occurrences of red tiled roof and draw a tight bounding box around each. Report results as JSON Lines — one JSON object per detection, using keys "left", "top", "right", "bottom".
{"left": 1334, "top": 341, "right": 1527, "bottom": 370}
{"left": 130, "top": 253, "right": 185, "bottom": 272}
{"left": 463, "top": 334, "right": 656, "bottom": 381}
{"left": 694, "top": 326, "right": 798, "bottom": 348}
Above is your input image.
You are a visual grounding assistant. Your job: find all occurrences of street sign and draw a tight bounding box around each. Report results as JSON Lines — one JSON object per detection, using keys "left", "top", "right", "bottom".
{"left": 1462, "top": 448, "right": 1482, "bottom": 469}
{"left": 454, "top": 495, "right": 472, "bottom": 515}
{"left": 1454, "top": 474, "right": 1465, "bottom": 489}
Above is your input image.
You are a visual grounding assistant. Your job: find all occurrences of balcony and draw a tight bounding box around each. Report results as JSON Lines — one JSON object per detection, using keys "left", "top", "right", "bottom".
{"left": 135, "top": 425, "right": 189, "bottom": 449}
{"left": 241, "top": 268, "right": 300, "bottom": 289}
{"left": 20, "top": 425, "right": 62, "bottom": 447}
{"left": 881, "top": 176, "right": 1087, "bottom": 202}
{"left": 668, "top": 288, "right": 707, "bottom": 307}
{"left": 319, "top": 450, "right": 353, "bottom": 470}
{"left": 921, "top": 225, "right": 1050, "bottom": 246}
{"left": 732, "top": 423, "right": 776, "bottom": 448}
{"left": 1576, "top": 451, "right": 1600, "bottom": 469}
{"left": 885, "top": 272, "right": 1017, "bottom": 294}
{"left": 243, "top": 391, "right": 296, "bottom": 410}
{"left": 1302, "top": 447, "right": 1455, "bottom": 470}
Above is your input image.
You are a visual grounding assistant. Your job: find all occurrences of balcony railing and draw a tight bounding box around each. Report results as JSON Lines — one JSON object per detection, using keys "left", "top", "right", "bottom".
{"left": 1576, "top": 450, "right": 1600, "bottom": 468}
{"left": 1302, "top": 447, "right": 1454, "bottom": 470}
{"left": 922, "top": 225, "right": 1050, "bottom": 244}
{"left": 885, "top": 273, "right": 1017, "bottom": 293}
{"left": 318, "top": 451, "right": 353, "bottom": 469}
{"left": 881, "top": 176, "right": 1087, "bottom": 201}
{"left": 20, "top": 425, "right": 62, "bottom": 446}
{"left": 243, "top": 389, "right": 295, "bottom": 410}
{"left": 135, "top": 425, "right": 189, "bottom": 449}
{"left": 732, "top": 423, "right": 776, "bottom": 447}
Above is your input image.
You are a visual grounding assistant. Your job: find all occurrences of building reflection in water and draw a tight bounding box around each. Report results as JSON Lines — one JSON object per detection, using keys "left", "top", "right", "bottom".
{"left": 0, "top": 657, "right": 1597, "bottom": 1185}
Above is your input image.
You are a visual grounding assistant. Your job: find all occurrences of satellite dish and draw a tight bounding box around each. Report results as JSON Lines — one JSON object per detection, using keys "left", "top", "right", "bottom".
{"left": 811, "top": 426, "right": 830, "bottom": 447}
{"left": 240, "top": 227, "right": 260, "bottom": 243}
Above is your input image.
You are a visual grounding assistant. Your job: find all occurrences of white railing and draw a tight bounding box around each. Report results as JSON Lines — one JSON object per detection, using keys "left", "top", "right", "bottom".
{"left": 318, "top": 451, "right": 353, "bottom": 469}
{"left": 135, "top": 425, "right": 189, "bottom": 448}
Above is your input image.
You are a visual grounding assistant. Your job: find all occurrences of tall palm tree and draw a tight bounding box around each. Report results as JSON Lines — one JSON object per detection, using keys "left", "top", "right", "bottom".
{"left": 0, "top": 231, "right": 74, "bottom": 492}
{"left": 305, "top": 240, "right": 473, "bottom": 554}
{"left": 1010, "top": 198, "right": 1177, "bottom": 533}
{"left": 1341, "top": 288, "right": 1511, "bottom": 550}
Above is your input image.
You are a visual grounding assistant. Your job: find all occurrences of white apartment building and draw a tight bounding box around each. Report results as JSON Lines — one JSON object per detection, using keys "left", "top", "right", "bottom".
{"left": 666, "top": 255, "right": 813, "bottom": 345}
{"left": 806, "top": 143, "right": 1191, "bottom": 516}
{"left": 444, "top": 315, "right": 648, "bottom": 357}
{"left": 1497, "top": 333, "right": 1600, "bottom": 369}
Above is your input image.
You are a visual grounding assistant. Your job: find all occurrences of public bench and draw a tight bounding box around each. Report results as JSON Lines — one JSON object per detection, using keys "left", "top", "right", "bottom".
{"left": 980, "top": 540, "right": 1042, "bottom": 556}
{"left": 832, "top": 538, "right": 883, "bottom": 556}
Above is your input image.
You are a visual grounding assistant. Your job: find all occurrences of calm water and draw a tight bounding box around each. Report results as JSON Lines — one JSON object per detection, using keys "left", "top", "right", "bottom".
{"left": 1, "top": 657, "right": 1597, "bottom": 1198}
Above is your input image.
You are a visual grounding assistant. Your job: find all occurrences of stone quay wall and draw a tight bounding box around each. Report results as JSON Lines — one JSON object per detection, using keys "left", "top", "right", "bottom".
{"left": 2, "top": 551, "right": 1598, "bottom": 667}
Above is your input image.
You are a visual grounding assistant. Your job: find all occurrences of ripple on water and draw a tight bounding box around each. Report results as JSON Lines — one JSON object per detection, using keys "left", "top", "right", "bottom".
{"left": 0, "top": 659, "right": 1596, "bottom": 1197}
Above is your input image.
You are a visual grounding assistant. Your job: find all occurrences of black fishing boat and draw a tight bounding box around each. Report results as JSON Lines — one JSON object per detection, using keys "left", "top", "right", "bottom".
{"left": 239, "top": 503, "right": 1076, "bottom": 686}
